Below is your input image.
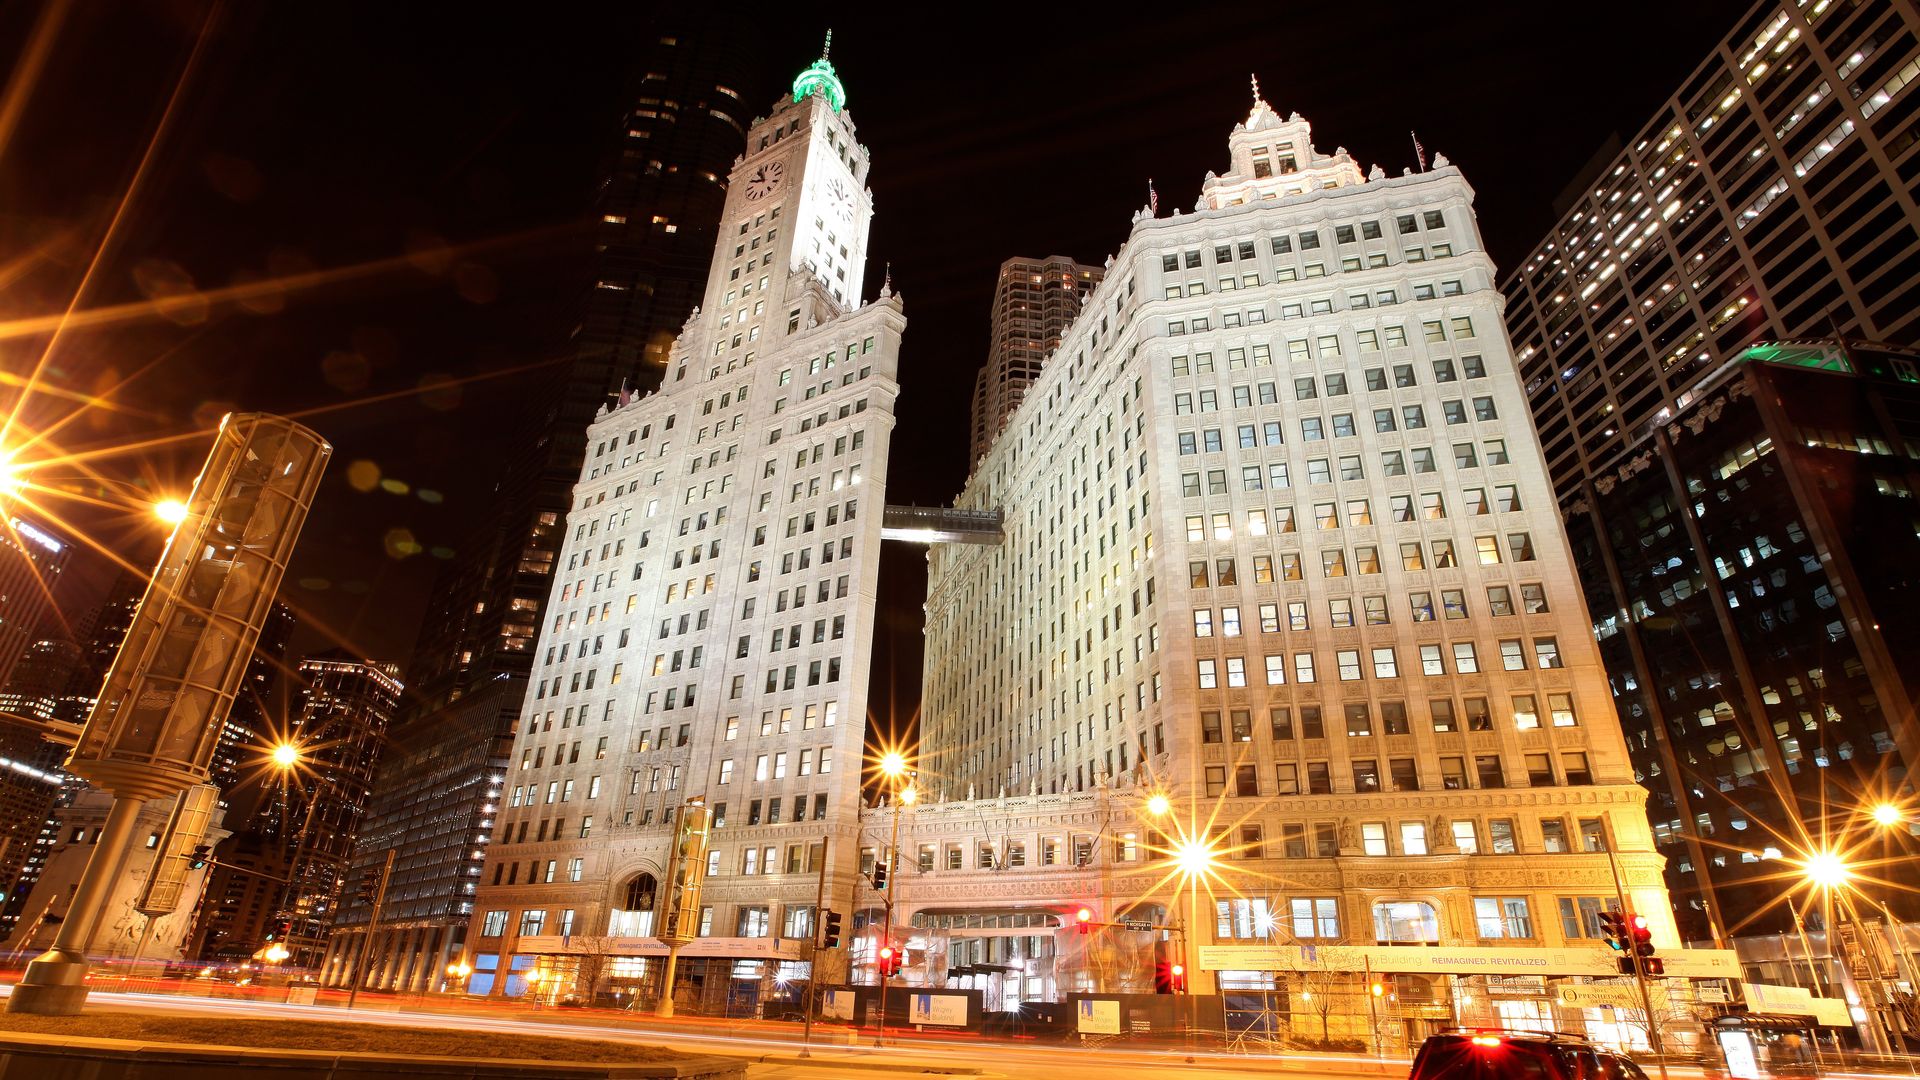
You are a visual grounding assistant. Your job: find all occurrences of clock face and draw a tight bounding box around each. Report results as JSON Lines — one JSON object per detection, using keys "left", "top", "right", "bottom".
{"left": 744, "top": 160, "right": 784, "bottom": 201}
{"left": 826, "top": 177, "right": 855, "bottom": 222}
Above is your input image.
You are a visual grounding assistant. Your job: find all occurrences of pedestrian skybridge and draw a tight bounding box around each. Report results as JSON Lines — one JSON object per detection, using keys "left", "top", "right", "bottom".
{"left": 881, "top": 505, "right": 1003, "bottom": 545}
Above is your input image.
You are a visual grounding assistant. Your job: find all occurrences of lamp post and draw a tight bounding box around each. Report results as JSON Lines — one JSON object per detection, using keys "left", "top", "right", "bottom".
{"left": 1156, "top": 808, "right": 1219, "bottom": 1039}
{"left": 873, "top": 750, "right": 914, "bottom": 1044}
{"left": 446, "top": 960, "right": 473, "bottom": 995}
{"left": 525, "top": 967, "right": 547, "bottom": 1007}
{"left": 1801, "top": 848, "right": 1906, "bottom": 1055}
{"left": 1863, "top": 803, "right": 1917, "bottom": 1049}
{"left": 265, "top": 741, "right": 346, "bottom": 972}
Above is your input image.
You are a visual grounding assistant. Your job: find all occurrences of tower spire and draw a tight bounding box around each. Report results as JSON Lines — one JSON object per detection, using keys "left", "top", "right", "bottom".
{"left": 792, "top": 30, "right": 848, "bottom": 112}
{"left": 1251, "top": 73, "right": 1264, "bottom": 108}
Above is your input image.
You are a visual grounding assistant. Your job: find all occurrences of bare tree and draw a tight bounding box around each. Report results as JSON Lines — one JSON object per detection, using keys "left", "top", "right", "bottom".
{"left": 570, "top": 936, "right": 617, "bottom": 1002}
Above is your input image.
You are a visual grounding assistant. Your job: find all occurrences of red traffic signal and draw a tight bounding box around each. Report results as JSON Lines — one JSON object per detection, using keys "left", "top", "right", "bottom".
{"left": 1169, "top": 963, "right": 1187, "bottom": 993}
{"left": 1075, "top": 907, "right": 1094, "bottom": 934}
{"left": 877, "top": 942, "right": 901, "bottom": 977}
{"left": 1628, "top": 913, "right": 1662, "bottom": 975}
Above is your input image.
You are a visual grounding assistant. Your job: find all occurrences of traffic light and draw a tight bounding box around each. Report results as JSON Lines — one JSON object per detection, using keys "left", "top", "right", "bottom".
{"left": 821, "top": 910, "right": 843, "bottom": 949}
{"left": 357, "top": 867, "right": 380, "bottom": 905}
{"left": 1628, "top": 914, "right": 1663, "bottom": 976}
{"left": 877, "top": 942, "right": 900, "bottom": 977}
{"left": 1075, "top": 907, "right": 1094, "bottom": 935}
{"left": 1371, "top": 981, "right": 1386, "bottom": 998}
{"left": 1153, "top": 938, "right": 1175, "bottom": 994}
{"left": 266, "top": 918, "right": 290, "bottom": 942}
{"left": 1169, "top": 963, "right": 1187, "bottom": 993}
{"left": 1598, "top": 910, "right": 1630, "bottom": 970}
{"left": 187, "top": 844, "right": 211, "bottom": 870}
{"left": 871, "top": 859, "right": 888, "bottom": 891}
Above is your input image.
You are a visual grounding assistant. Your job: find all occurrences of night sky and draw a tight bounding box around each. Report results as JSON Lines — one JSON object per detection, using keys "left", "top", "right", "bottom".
{"left": 1, "top": 1, "right": 1746, "bottom": 725}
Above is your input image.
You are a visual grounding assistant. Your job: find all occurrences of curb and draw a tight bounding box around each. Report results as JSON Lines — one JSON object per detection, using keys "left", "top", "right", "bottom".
{"left": 748, "top": 1054, "right": 985, "bottom": 1075}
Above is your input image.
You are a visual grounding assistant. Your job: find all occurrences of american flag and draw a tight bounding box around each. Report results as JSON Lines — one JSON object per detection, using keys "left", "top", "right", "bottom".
{"left": 1412, "top": 131, "right": 1428, "bottom": 172}
{"left": 1148, "top": 179, "right": 1158, "bottom": 216}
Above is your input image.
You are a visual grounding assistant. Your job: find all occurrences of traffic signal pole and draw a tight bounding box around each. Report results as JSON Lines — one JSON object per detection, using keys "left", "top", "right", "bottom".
{"left": 802, "top": 833, "right": 828, "bottom": 1058}
{"left": 875, "top": 799, "right": 901, "bottom": 1045}
{"left": 1602, "top": 820, "right": 1667, "bottom": 1080}
{"left": 347, "top": 849, "right": 394, "bottom": 1009}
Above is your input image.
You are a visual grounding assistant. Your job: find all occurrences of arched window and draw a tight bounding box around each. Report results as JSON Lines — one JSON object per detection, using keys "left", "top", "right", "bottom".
{"left": 1372, "top": 900, "right": 1438, "bottom": 944}
{"left": 609, "top": 873, "right": 657, "bottom": 936}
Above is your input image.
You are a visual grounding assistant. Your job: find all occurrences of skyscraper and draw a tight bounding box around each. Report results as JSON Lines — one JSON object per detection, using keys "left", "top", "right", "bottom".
{"left": 0, "top": 515, "right": 71, "bottom": 692}
{"left": 969, "top": 256, "right": 1103, "bottom": 464}
{"left": 1566, "top": 339, "right": 1920, "bottom": 945}
{"left": 1502, "top": 0, "right": 1920, "bottom": 491}
{"left": 207, "top": 600, "right": 295, "bottom": 814}
{"left": 1499, "top": 0, "right": 1920, "bottom": 940}
{"left": 333, "top": 24, "right": 763, "bottom": 991}
{"left": 245, "top": 653, "right": 400, "bottom": 967}
{"left": 0, "top": 638, "right": 85, "bottom": 911}
{"left": 459, "top": 42, "right": 902, "bottom": 1007}
{"left": 917, "top": 91, "right": 1686, "bottom": 1035}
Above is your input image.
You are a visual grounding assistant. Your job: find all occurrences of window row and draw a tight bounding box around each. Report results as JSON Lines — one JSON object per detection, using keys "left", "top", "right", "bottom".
{"left": 1210, "top": 693, "right": 1580, "bottom": 746}
{"left": 1193, "top": 637, "right": 1564, "bottom": 688}
{"left": 1189, "top": 583, "right": 1549, "bottom": 637}
{"left": 1184, "top": 533, "right": 1539, "bottom": 586}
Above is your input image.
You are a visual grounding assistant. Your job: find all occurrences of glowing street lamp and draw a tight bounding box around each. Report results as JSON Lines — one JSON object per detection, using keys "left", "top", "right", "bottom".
{"left": 1870, "top": 802, "right": 1904, "bottom": 829}
{"left": 872, "top": 745, "right": 916, "bottom": 1044}
{"left": 1170, "top": 835, "right": 1220, "bottom": 881}
{"left": 153, "top": 499, "right": 189, "bottom": 525}
{"left": 1802, "top": 850, "right": 1854, "bottom": 891}
{"left": 0, "top": 451, "right": 24, "bottom": 497}
{"left": 1145, "top": 792, "right": 1171, "bottom": 818}
{"left": 270, "top": 743, "right": 301, "bottom": 770}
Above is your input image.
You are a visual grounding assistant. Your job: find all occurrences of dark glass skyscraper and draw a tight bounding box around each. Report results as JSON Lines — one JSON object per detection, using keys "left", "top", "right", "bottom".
{"left": 331, "top": 23, "right": 765, "bottom": 992}
{"left": 1501, "top": 0, "right": 1920, "bottom": 943}
{"left": 1567, "top": 341, "right": 1920, "bottom": 941}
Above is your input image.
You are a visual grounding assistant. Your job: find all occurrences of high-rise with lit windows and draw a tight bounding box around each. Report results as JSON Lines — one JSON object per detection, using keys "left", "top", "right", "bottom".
{"left": 920, "top": 89, "right": 1684, "bottom": 1028}
{"left": 970, "top": 256, "right": 1103, "bottom": 464}
{"left": 1499, "top": 0, "right": 1920, "bottom": 941}
{"left": 332, "top": 22, "right": 762, "bottom": 994}
{"left": 460, "top": 43, "right": 903, "bottom": 1007}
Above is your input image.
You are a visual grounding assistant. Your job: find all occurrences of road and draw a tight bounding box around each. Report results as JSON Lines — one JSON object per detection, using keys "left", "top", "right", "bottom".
{"left": 2, "top": 986, "right": 1414, "bottom": 1078}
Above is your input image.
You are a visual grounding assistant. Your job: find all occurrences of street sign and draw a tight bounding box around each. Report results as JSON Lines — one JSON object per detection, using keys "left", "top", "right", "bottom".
{"left": 1124, "top": 920, "right": 1154, "bottom": 932}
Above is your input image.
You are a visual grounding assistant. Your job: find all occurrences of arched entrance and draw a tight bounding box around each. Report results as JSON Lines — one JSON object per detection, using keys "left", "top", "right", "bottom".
{"left": 609, "top": 872, "right": 657, "bottom": 936}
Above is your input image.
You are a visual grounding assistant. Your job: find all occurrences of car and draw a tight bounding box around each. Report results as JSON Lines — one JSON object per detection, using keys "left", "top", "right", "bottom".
{"left": 1409, "top": 1029, "right": 1651, "bottom": 1080}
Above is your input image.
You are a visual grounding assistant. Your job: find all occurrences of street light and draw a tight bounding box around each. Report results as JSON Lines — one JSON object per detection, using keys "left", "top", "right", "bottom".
{"left": 1145, "top": 792, "right": 1171, "bottom": 818}
{"left": 872, "top": 746, "right": 915, "bottom": 1044}
{"left": 271, "top": 742, "right": 301, "bottom": 770}
{"left": 1802, "top": 850, "right": 1854, "bottom": 891}
{"left": 0, "top": 460, "right": 24, "bottom": 498}
{"left": 1870, "top": 802, "right": 1905, "bottom": 829}
{"left": 1170, "top": 836, "right": 1219, "bottom": 880}
{"left": 1160, "top": 826, "right": 1221, "bottom": 1037}
{"left": 153, "top": 499, "right": 189, "bottom": 525}
{"left": 446, "top": 960, "right": 472, "bottom": 994}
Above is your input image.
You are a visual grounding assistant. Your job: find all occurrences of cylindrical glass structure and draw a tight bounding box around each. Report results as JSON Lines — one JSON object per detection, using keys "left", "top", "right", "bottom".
{"left": 69, "top": 413, "right": 331, "bottom": 800}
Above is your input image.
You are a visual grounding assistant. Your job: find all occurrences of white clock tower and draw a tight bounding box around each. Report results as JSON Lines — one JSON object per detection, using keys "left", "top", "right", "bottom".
{"left": 686, "top": 33, "right": 876, "bottom": 384}
{"left": 468, "top": 35, "right": 906, "bottom": 999}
